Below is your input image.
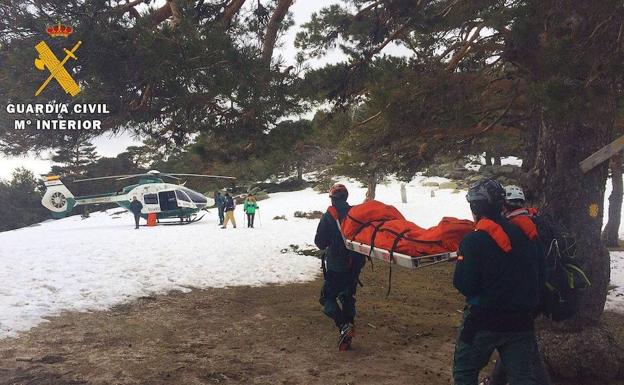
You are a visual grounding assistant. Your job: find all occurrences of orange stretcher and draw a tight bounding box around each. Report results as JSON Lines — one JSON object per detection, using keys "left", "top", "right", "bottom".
{"left": 327, "top": 200, "right": 474, "bottom": 270}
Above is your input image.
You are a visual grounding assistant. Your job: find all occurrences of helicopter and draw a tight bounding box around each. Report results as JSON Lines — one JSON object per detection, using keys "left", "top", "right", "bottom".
{"left": 41, "top": 170, "right": 235, "bottom": 224}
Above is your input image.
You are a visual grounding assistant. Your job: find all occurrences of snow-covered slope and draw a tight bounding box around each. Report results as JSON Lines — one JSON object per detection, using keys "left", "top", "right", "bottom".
{"left": 0, "top": 176, "right": 472, "bottom": 338}
{"left": 0, "top": 175, "right": 623, "bottom": 338}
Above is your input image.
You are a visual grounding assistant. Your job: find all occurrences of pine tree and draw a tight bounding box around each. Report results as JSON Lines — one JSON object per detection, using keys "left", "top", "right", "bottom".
{"left": 0, "top": 168, "right": 49, "bottom": 231}
{"left": 51, "top": 137, "right": 100, "bottom": 177}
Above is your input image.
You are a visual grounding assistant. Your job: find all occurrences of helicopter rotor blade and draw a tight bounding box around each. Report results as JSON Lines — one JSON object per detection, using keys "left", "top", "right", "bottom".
{"left": 73, "top": 174, "right": 140, "bottom": 182}
{"left": 114, "top": 174, "right": 153, "bottom": 181}
{"left": 165, "top": 173, "right": 236, "bottom": 179}
{"left": 160, "top": 174, "right": 181, "bottom": 181}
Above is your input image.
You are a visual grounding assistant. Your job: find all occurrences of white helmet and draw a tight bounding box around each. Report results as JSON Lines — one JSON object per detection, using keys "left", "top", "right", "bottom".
{"left": 505, "top": 185, "right": 525, "bottom": 203}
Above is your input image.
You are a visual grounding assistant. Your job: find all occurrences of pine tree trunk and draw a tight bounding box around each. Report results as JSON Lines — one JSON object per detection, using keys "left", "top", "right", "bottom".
{"left": 534, "top": 115, "right": 611, "bottom": 325}
{"left": 484, "top": 153, "right": 492, "bottom": 166}
{"left": 533, "top": 104, "right": 624, "bottom": 379}
{"left": 365, "top": 176, "right": 377, "bottom": 201}
{"left": 603, "top": 153, "right": 623, "bottom": 247}
{"left": 493, "top": 156, "right": 501, "bottom": 166}
{"left": 261, "top": 0, "right": 293, "bottom": 66}
{"left": 296, "top": 164, "right": 303, "bottom": 181}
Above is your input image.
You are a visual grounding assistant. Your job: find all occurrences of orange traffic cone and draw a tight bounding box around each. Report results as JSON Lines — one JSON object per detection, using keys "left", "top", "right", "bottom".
{"left": 147, "top": 213, "right": 158, "bottom": 227}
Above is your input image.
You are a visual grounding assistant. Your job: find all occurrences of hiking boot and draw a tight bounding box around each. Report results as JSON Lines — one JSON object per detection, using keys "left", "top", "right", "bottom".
{"left": 338, "top": 323, "right": 355, "bottom": 351}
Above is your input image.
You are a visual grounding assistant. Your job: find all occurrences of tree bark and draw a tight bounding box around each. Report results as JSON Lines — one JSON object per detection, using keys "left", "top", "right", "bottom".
{"left": 296, "top": 163, "right": 303, "bottom": 181}
{"left": 365, "top": 175, "right": 377, "bottom": 201}
{"left": 603, "top": 152, "right": 623, "bottom": 247}
{"left": 533, "top": 111, "right": 613, "bottom": 326}
{"left": 261, "top": 0, "right": 293, "bottom": 67}
{"left": 152, "top": 3, "right": 173, "bottom": 25}
{"left": 484, "top": 152, "right": 492, "bottom": 166}
{"left": 221, "top": 0, "right": 246, "bottom": 28}
{"left": 532, "top": 102, "right": 624, "bottom": 380}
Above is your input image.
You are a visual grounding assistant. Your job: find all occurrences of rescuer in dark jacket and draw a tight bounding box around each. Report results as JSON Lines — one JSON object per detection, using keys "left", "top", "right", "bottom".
{"left": 314, "top": 183, "right": 365, "bottom": 351}
{"left": 453, "top": 178, "right": 541, "bottom": 385}
{"left": 130, "top": 196, "right": 143, "bottom": 229}
{"left": 215, "top": 191, "right": 225, "bottom": 225}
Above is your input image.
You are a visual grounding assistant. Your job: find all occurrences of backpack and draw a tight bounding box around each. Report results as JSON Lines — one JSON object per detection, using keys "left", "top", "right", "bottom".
{"left": 532, "top": 213, "right": 591, "bottom": 321}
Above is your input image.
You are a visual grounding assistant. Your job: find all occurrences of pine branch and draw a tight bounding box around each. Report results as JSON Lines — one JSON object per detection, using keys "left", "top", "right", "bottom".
{"left": 114, "top": 0, "right": 145, "bottom": 13}
{"left": 446, "top": 23, "right": 484, "bottom": 71}
{"left": 221, "top": 0, "right": 246, "bottom": 28}
{"left": 261, "top": 0, "right": 294, "bottom": 66}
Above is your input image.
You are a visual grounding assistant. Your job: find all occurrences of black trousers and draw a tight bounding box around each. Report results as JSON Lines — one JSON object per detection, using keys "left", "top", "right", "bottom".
{"left": 218, "top": 206, "right": 225, "bottom": 224}
{"left": 133, "top": 213, "right": 140, "bottom": 228}
{"left": 246, "top": 213, "right": 255, "bottom": 227}
{"left": 489, "top": 337, "right": 551, "bottom": 385}
{"left": 320, "top": 269, "right": 361, "bottom": 328}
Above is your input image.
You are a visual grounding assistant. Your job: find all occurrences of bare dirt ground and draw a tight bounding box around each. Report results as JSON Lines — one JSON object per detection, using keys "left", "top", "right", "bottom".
{"left": 0, "top": 261, "right": 622, "bottom": 385}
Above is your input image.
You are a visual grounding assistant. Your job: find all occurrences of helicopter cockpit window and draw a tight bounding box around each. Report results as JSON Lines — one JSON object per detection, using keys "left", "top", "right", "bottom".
{"left": 181, "top": 187, "right": 208, "bottom": 204}
{"left": 143, "top": 193, "right": 158, "bottom": 205}
{"left": 175, "top": 190, "right": 191, "bottom": 202}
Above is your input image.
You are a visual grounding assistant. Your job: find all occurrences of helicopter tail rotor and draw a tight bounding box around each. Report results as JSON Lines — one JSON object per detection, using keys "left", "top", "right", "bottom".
{"left": 41, "top": 175, "right": 76, "bottom": 218}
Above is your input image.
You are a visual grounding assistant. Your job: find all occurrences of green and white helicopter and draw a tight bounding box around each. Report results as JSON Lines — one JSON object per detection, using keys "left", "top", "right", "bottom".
{"left": 41, "top": 170, "right": 235, "bottom": 224}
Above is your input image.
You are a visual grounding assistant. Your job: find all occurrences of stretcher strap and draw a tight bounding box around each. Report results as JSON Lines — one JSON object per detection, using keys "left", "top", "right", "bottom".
{"left": 378, "top": 227, "right": 444, "bottom": 245}
{"left": 386, "top": 229, "right": 410, "bottom": 298}
{"left": 366, "top": 221, "right": 386, "bottom": 272}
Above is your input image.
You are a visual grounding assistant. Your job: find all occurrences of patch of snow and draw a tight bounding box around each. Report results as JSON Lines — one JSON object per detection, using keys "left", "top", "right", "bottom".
{"left": 464, "top": 155, "right": 523, "bottom": 171}
{"left": 500, "top": 156, "right": 523, "bottom": 167}
{"left": 607, "top": 252, "right": 624, "bottom": 313}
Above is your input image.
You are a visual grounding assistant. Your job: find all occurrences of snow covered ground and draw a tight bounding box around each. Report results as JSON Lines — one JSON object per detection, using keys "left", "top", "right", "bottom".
{"left": 603, "top": 178, "right": 624, "bottom": 313}
{"left": 0, "top": 176, "right": 472, "bottom": 338}
{"left": 0, "top": 175, "right": 623, "bottom": 338}
{"left": 608, "top": 252, "right": 624, "bottom": 312}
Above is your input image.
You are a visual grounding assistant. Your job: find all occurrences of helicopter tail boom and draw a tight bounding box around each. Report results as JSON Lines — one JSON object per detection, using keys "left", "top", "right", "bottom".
{"left": 41, "top": 176, "right": 76, "bottom": 218}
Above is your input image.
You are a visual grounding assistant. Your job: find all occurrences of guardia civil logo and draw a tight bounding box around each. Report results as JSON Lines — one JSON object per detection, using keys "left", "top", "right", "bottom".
{"left": 34, "top": 22, "right": 82, "bottom": 97}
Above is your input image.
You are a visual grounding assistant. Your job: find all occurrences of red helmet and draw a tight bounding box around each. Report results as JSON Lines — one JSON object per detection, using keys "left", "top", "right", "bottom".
{"left": 329, "top": 183, "right": 348, "bottom": 199}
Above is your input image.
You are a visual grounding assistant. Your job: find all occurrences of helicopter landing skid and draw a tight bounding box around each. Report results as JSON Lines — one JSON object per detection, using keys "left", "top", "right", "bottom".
{"left": 155, "top": 214, "right": 206, "bottom": 226}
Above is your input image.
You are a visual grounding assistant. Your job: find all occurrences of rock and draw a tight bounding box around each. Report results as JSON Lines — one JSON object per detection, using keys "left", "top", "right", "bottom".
{"left": 499, "top": 165, "right": 517, "bottom": 174}
{"left": 294, "top": 211, "right": 324, "bottom": 219}
{"left": 422, "top": 182, "right": 440, "bottom": 187}
{"left": 39, "top": 355, "right": 65, "bottom": 364}
{"left": 446, "top": 171, "right": 467, "bottom": 180}
{"left": 439, "top": 182, "right": 458, "bottom": 190}
{"left": 540, "top": 325, "right": 624, "bottom": 381}
{"left": 452, "top": 189, "right": 461, "bottom": 194}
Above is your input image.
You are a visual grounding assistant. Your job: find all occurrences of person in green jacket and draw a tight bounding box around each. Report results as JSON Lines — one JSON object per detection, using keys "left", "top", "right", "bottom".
{"left": 243, "top": 194, "right": 259, "bottom": 228}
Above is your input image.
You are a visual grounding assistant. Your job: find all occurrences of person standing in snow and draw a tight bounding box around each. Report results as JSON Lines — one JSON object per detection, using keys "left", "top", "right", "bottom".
{"left": 314, "top": 184, "right": 365, "bottom": 351}
{"left": 453, "top": 178, "right": 541, "bottom": 385}
{"left": 221, "top": 192, "right": 237, "bottom": 229}
{"left": 215, "top": 191, "right": 225, "bottom": 226}
{"left": 243, "top": 194, "right": 259, "bottom": 228}
{"left": 129, "top": 196, "right": 143, "bottom": 229}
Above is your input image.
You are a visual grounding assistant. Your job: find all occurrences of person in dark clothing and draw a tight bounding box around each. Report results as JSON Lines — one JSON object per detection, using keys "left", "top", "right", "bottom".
{"left": 129, "top": 196, "right": 143, "bottom": 229}
{"left": 483, "top": 185, "right": 551, "bottom": 385}
{"left": 314, "top": 183, "right": 365, "bottom": 351}
{"left": 215, "top": 191, "right": 225, "bottom": 225}
{"left": 453, "top": 178, "right": 542, "bottom": 385}
{"left": 221, "top": 192, "right": 237, "bottom": 228}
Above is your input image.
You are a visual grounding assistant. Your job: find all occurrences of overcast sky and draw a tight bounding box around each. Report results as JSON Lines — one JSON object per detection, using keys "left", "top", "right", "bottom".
{"left": 0, "top": 0, "right": 408, "bottom": 180}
